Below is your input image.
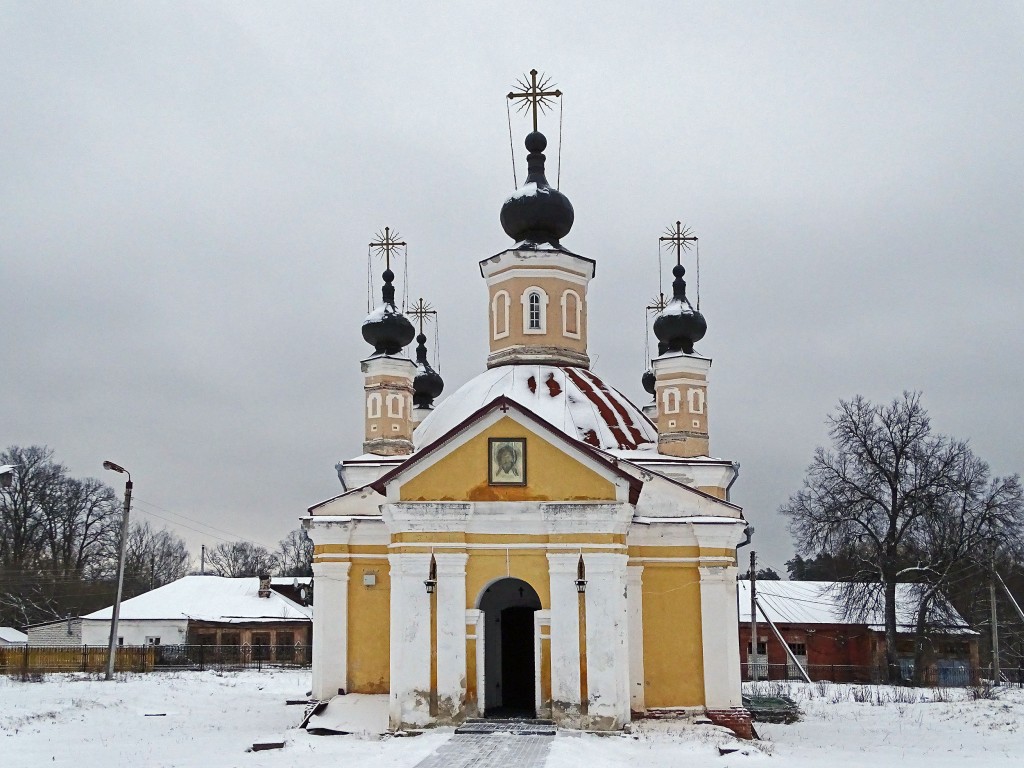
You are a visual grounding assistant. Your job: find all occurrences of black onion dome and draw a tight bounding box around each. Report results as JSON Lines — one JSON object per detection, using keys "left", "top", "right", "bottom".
{"left": 653, "top": 265, "right": 707, "bottom": 354}
{"left": 413, "top": 333, "right": 444, "bottom": 408}
{"left": 642, "top": 369, "right": 656, "bottom": 396}
{"left": 362, "top": 268, "right": 415, "bottom": 355}
{"left": 500, "top": 132, "right": 574, "bottom": 247}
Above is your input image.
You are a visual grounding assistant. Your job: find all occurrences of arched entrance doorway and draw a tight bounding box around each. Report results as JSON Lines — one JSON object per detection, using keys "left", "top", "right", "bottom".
{"left": 478, "top": 578, "right": 542, "bottom": 717}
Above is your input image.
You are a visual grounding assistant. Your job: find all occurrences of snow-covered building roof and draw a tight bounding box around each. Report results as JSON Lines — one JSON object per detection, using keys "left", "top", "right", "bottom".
{"left": 0, "top": 626, "right": 28, "bottom": 644}
{"left": 414, "top": 365, "right": 657, "bottom": 451}
{"left": 737, "top": 580, "right": 974, "bottom": 634}
{"left": 83, "top": 576, "right": 311, "bottom": 624}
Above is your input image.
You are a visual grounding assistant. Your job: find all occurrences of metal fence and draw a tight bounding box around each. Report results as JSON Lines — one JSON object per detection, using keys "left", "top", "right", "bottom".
{"left": 0, "top": 644, "right": 310, "bottom": 676}
{"left": 740, "top": 662, "right": 980, "bottom": 687}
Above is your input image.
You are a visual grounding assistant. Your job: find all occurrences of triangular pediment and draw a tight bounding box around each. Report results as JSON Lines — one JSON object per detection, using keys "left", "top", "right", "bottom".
{"left": 371, "top": 396, "right": 640, "bottom": 504}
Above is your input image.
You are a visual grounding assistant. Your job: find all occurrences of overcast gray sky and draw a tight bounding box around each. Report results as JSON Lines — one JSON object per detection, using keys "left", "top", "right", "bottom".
{"left": 3, "top": 1, "right": 1022, "bottom": 574}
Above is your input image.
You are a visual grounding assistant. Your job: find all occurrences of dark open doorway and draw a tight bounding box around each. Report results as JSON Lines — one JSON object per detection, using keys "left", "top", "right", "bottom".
{"left": 478, "top": 578, "right": 541, "bottom": 718}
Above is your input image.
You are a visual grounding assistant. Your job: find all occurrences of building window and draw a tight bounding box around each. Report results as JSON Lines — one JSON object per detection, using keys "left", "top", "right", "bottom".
{"left": 520, "top": 287, "right": 548, "bottom": 334}
{"left": 561, "top": 289, "right": 581, "bottom": 338}
{"left": 492, "top": 290, "right": 510, "bottom": 340}
{"left": 386, "top": 393, "right": 404, "bottom": 418}
{"left": 367, "top": 393, "right": 382, "bottom": 419}
{"left": 145, "top": 636, "right": 161, "bottom": 646}
{"left": 687, "top": 388, "right": 705, "bottom": 415}
{"left": 662, "top": 388, "right": 680, "bottom": 414}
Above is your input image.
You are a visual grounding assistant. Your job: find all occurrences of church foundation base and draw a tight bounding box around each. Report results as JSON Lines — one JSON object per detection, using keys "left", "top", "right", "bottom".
{"left": 705, "top": 708, "right": 755, "bottom": 740}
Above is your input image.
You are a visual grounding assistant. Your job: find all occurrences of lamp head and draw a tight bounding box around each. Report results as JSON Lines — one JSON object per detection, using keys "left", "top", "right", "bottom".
{"left": 103, "top": 461, "right": 127, "bottom": 474}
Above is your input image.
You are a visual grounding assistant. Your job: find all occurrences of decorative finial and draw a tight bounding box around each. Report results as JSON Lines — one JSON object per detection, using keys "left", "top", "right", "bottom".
{"left": 659, "top": 221, "right": 698, "bottom": 266}
{"left": 361, "top": 227, "right": 414, "bottom": 355}
{"left": 369, "top": 227, "right": 406, "bottom": 273}
{"left": 652, "top": 223, "right": 706, "bottom": 355}
{"left": 408, "top": 298, "right": 443, "bottom": 409}
{"left": 500, "top": 69, "right": 573, "bottom": 247}
{"left": 507, "top": 69, "right": 562, "bottom": 133}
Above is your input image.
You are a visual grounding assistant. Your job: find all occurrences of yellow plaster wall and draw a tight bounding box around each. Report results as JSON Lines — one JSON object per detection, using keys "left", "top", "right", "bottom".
{"left": 347, "top": 559, "right": 391, "bottom": 693}
{"left": 641, "top": 562, "right": 706, "bottom": 707}
{"left": 399, "top": 417, "right": 617, "bottom": 503}
{"left": 465, "top": 548, "right": 552, "bottom": 609}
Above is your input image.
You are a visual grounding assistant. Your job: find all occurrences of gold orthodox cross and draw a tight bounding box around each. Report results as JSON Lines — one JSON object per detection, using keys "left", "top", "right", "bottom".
{"left": 660, "top": 221, "right": 698, "bottom": 266}
{"left": 408, "top": 297, "right": 437, "bottom": 335}
{"left": 369, "top": 227, "right": 406, "bottom": 272}
{"left": 507, "top": 69, "right": 562, "bottom": 133}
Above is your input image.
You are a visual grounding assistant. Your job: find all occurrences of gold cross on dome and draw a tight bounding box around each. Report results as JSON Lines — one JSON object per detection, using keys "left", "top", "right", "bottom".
{"left": 660, "top": 221, "right": 698, "bottom": 266}
{"left": 408, "top": 297, "right": 437, "bottom": 335}
{"left": 369, "top": 227, "right": 406, "bottom": 271}
{"left": 507, "top": 69, "right": 562, "bottom": 133}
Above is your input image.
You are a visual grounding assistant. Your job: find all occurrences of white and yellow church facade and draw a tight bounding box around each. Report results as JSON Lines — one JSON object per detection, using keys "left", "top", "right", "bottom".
{"left": 304, "top": 122, "right": 751, "bottom": 736}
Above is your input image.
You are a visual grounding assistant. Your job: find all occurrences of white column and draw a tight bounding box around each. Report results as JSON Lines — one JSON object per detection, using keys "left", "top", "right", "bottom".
{"left": 388, "top": 553, "right": 433, "bottom": 728}
{"left": 699, "top": 565, "right": 743, "bottom": 708}
{"left": 311, "top": 560, "right": 350, "bottom": 700}
{"left": 434, "top": 553, "right": 468, "bottom": 720}
{"left": 546, "top": 554, "right": 582, "bottom": 724}
{"left": 627, "top": 565, "right": 645, "bottom": 714}
{"left": 584, "top": 553, "right": 630, "bottom": 729}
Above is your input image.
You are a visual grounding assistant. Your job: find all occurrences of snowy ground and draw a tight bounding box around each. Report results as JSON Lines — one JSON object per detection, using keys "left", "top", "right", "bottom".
{"left": 1, "top": 671, "right": 1022, "bottom": 767}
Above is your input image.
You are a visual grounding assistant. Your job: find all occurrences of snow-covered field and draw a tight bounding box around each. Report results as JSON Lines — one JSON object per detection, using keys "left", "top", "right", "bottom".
{"left": 1, "top": 671, "right": 1022, "bottom": 767}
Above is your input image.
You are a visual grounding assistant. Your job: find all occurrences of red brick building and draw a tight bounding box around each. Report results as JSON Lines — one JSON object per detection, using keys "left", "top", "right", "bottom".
{"left": 737, "top": 581, "right": 978, "bottom": 685}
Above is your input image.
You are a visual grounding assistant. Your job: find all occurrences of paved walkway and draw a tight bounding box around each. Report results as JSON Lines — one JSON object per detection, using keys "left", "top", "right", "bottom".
{"left": 412, "top": 722, "right": 554, "bottom": 768}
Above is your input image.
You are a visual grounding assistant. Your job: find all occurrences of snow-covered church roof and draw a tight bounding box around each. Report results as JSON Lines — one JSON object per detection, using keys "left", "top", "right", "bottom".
{"left": 414, "top": 365, "right": 657, "bottom": 451}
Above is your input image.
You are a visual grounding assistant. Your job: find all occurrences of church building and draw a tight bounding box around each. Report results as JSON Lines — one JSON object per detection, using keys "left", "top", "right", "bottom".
{"left": 304, "top": 84, "right": 751, "bottom": 737}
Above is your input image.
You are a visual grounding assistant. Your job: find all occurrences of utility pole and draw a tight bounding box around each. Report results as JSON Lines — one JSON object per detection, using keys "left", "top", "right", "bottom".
{"left": 201, "top": 544, "right": 206, "bottom": 575}
{"left": 749, "top": 550, "right": 758, "bottom": 680}
{"left": 102, "top": 460, "right": 132, "bottom": 681}
{"left": 990, "top": 561, "right": 1000, "bottom": 684}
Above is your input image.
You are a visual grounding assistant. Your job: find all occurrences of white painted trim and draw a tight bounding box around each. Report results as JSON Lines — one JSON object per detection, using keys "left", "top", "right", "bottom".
{"left": 491, "top": 290, "right": 510, "bottom": 340}
{"left": 386, "top": 393, "right": 404, "bottom": 418}
{"left": 546, "top": 554, "right": 582, "bottom": 722}
{"left": 468, "top": 609, "right": 485, "bottom": 716}
{"left": 661, "top": 388, "right": 680, "bottom": 414}
{"left": 311, "top": 560, "right": 350, "bottom": 700}
{"left": 366, "top": 393, "right": 382, "bottom": 419}
{"left": 560, "top": 289, "right": 582, "bottom": 339}
{"left": 484, "top": 267, "right": 592, "bottom": 286}
{"left": 435, "top": 554, "right": 468, "bottom": 716}
{"left": 534, "top": 610, "right": 551, "bottom": 716}
{"left": 628, "top": 556, "right": 735, "bottom": 564}
{"left": 388, "top": 542, "right": 626, "bottom": 551}
{"left": 521, "top": 286, "right": 549, "bottom": 334}
{"left": 687, "top": 388, "right": 706, "bottom": 414}
{"left": 627, "top": 565, "right": 645, "bottom": 714}
{"left": 698, "top": 565, "right": 743, "bottom": 708}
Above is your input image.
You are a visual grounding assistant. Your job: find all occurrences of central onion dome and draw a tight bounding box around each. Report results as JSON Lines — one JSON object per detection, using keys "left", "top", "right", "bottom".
{"left": 413, "top": 333, "right": 444, "bottom": 409}
{"left": 499, "top": 132, "right": 574, "bottom": 248}
{"left": 414, "top": 365, "right": 656, "bottom": 451}
{"left": 653, "top": 265, "right": 707, "bottom": 354}
{"left": 361, "top": 269, "right": 415, "bottom": 355}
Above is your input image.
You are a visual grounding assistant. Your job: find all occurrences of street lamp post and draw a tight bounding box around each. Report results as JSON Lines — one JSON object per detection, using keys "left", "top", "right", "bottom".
{"left": 103, "top": 460, "right": 132, "bottom": 681}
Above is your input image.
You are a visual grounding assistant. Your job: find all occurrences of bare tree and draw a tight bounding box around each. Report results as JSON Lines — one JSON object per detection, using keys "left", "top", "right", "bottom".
{"left": 121, "top": 521, "right": 192, "bottom": 594}
{"left": 206, "top": 541, "right": 278, "bottom": 578}
{"left": 277, "top": 528, "right": 313, "bottom": 577}
{"left": 782, "top": 392, "right": 1023, "bottom": 681}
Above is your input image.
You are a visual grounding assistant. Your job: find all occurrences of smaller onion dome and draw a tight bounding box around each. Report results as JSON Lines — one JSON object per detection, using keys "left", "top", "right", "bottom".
{"left": 653, "top": 265, "right": 707, "bottom": 354}
{"left": 641, "top": 369, "right": 656, "bottom": 396}
{"left": 500, "top": 132, "right": 574, "bottom": 248}
{"left": 413, "top": 333, "right": 444, "bottom": 409}
{"left": 362, "top": 269, "right": 415, "bottom": 355}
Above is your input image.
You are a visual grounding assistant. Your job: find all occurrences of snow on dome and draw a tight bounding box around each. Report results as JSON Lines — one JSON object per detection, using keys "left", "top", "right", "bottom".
{"left": 507, "top": 182, "right": 538, "bottom": 200}
{"left": 414, "top": 365, "right": 657, "bottom": 451}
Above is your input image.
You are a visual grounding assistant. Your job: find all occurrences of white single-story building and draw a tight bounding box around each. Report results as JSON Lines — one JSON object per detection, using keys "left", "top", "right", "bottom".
{"left": 0, "top": 627, "right": 28, "bottom": 646}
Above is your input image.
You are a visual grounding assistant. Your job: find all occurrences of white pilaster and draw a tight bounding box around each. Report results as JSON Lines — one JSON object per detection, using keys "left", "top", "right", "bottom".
{"left": 627, "top": 565, "right": 645, "bottom": 713}
{"left": 583, "top": 553, "right": 630, "bottom": 728}
{"left": 546, "top": 554, "right": 582, "bottom": 723}
{"left": 388, "top": 553, "right": 434, "bottom": 728}
{"left": 311, "top": 560, "right": 350, "bottom": 700}
{"left": 699, "top": 565, "right": 743, "bottom": 708}
{"left": 434, "top": 553, "right": 468, "bottom": 720}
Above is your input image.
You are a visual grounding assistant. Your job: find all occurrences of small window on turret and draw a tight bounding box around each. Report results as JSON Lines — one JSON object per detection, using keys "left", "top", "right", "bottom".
{"left": 528, "top": 292, "right": 541, "bottom": 329}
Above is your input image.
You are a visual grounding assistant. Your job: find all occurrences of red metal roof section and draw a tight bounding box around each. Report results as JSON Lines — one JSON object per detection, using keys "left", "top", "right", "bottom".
{"left": 562, "top": 368, "right": 645, "bottom": 449}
